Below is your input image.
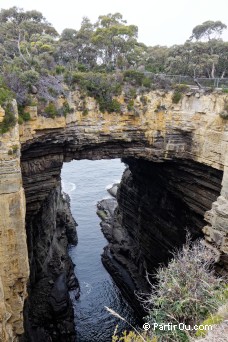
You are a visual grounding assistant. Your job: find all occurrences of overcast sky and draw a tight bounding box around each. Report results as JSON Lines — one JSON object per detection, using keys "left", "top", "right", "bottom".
{"left": 1, "top": 0, "right": 228, "bottom": 46}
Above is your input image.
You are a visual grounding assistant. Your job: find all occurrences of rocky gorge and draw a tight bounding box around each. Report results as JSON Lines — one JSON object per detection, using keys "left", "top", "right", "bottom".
{"left": 0, "top": 89, "right": 228, "bottom": 341}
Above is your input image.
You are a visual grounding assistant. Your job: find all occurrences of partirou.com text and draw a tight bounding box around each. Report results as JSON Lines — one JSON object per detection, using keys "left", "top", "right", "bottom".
{"left": 143, "top": 322, "right": 213, "bottom": 332}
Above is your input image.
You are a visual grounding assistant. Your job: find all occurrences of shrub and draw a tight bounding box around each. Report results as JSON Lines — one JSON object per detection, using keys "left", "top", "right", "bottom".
{"left": 0, "top": 103, "right": 16, "bottom": 134}
{"left": 142, "top": 77, "right": 151, "bottom": 88}
{"left": 18, "top": 105, "right": 31, "bottom": 123}
{"left": 18, "top": 116, "right": 24, "bottom": 125}
{"left": 123, "top": 70, "right": 145, "bottom": 86}
{"left": 44, "top": 102, "right": 58, "bottom": 118}
{"left": 20, "top": 70, "right": 39, "bottom": 88}
{"left": 172, "top": 90, "right": 182, "bottom": 103}
{"left": 219, "top": 101, "right": 228, "bottom": 119}
{"left": 0, "top": 87, "right": 14, "bottom": 106}
{"left": 127, "top": 99, "right": 134, "bottom": 111}
{"left": 143, "top": 238, "right": 224, "bottom": 341}
{"left": 55, "top": 65, "right": 65, "bottom": 75}
{"left": 69, "top": 72, "right": 122, "bottom": 113}
{"left": 173, "top": 83, "right": 190, "bottom": 92}
{"left": 112, "top": 330, "right": 155, "bottom": 342}
{"left": 65, "top": 101, "right": 73, "bottom": 116}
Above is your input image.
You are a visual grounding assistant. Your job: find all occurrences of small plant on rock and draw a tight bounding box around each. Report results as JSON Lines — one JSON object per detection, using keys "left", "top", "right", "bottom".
{"left": 219, "top": 101, "right": 228, "bottom": 119}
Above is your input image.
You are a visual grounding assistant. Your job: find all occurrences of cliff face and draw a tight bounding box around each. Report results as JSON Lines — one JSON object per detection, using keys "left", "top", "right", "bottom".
{"left": 101, "top": 158, "right": 223, "bottom": 313}
{"left": 1, "top": 90, "right": 228, "bottom": 339}
{"left": 23, "top": 184, "right": 78, "bottom": 341}
{"left": 0, "top": 102, "right": 29, "bottom": 341}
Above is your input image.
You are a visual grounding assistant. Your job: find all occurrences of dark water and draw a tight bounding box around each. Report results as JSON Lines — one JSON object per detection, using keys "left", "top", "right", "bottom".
{"left": 61, "top": 159, "right": 138, "bottom": 342}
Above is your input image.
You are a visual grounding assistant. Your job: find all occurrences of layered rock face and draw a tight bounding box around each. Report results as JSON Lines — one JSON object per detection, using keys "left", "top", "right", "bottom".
{"left": 0, "top": 103, "right": 29, "bottom": 341}
{"left": 23, "top": 183, "right": 78, "bottom": 341}
{"left": 1, "top": 90, "right": 228, "bottom": 340}
{"left": 101, "top": 157, "right": 223, "bottom": 312}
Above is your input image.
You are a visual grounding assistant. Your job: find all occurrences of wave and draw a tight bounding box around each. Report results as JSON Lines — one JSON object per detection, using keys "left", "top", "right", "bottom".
{"left": 62, "top": 180, "right": 76, "bottom": 195}
{"left": 105, "top": 179, "right": 120, "bottom": 191}
{"left": 105, "top": 183, "right": 113, "bottom": 190}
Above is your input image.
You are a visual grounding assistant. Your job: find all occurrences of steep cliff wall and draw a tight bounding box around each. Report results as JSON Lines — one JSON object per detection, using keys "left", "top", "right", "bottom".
{"left": 1, "top": 90, "right": 228, "bottom": 340}
{"left": 100, "top": 157, "right": 223, "bottom": 313}
{"left": 0, "top": 103, "right": 29, "bottom": 341}
{"left": 23, "top": 184, "right": 78, "bottom": 341}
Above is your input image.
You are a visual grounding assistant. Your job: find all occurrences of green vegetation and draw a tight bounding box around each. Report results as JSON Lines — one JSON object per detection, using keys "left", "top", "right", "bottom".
{"left": 127, "top": 99, "right": 135, "bottom": 111}
{"left": 0, "top": 7, "right": 227, "bottom": 131}
{"left": 44, "top": 102, "right": 58, "bottom": 118}
{"left": 195, "top": 314, "right": 223, "bottom": 337}
{"left": 0, "top": 80, "right": 16, "bottom": 133}
{"left": 8, "top": 145, "right": 18, "bottom": 155}
{"left": 69, "top": 72, "right": 122, "bottom": 113}
{"left": 172, "top": 91, "right": 182, "bottom": 103}
{"left": 111, "top": 237, "right": 227, "bottom": 342}
{"left": 18, "top": 105, "right": 31, "bottom": 123}
{"left": 143, "top": 238, "right": 225, "bottom": 341}
{"left": 62, "top": 100, "right": 73, "bottom": 117}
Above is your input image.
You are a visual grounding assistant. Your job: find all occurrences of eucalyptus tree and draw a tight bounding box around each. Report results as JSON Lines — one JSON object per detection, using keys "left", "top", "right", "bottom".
{"left": 0, "top": 6, "right": 58, "bottom": 67}
{"left": 92, "top": 13, "right": 139, "bottom": 70}
{"left": 190, "top": 20, "right": 227, "bottom": 41}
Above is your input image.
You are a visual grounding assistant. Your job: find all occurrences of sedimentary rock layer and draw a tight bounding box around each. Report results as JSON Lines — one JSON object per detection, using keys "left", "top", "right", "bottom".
{"left": 101, "top": 157, "right": 223, "bottom": 312}
{"left": 0, "top": 102, "right": 29, "bottom": 341}
{"left": 23, "top": 184, "right": 78, "bottom": 342}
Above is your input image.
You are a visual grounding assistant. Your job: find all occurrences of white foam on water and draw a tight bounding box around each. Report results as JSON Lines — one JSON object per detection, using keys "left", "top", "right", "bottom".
{"left": 105, "top": 183, "right": 113, "bottom": 190}
{"left": 62, "top": 180, "right": 76, "bottom": 196}
{"left": 82, "top": 282, "right": 92, "bottom": 295}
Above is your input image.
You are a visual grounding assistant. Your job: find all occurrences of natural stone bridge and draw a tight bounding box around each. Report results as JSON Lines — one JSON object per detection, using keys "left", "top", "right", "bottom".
{"left": 1, "top": 89, "right": 228, "bottom": 340}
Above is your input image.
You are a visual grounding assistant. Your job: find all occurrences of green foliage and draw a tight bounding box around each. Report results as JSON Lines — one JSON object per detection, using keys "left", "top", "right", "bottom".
{"left": 172, "top": 91, "right": 182, "bottom": 103}
{"left": 190, "top": 20, "right": 227, "bottom": 41}
{"left": 127, "top": 99, "right": 134, "bottom": 111}
{"left": 0, "top": 103, "right": 16, "bottom": 133}
{"left": 112, "top": 329, "right": 155, "bottom": 342}
{"left": 123, "top": 70, "right": 145, "bottom": 86}
{"left": 62, "top": 100, "right": 73, "bottom": 116}
{"left": 195, "top": 314, "right": 223, "bottom": 337}
{"left": 70, "top": 72, "right": 122, "bottom": 113}
{"left": 222, "top": 88, "right": 228, "bottom": 93}
{"left": 18, "top": 104, "right": 31, "bottom": 122}
{"left": 20, "top": 70, "right": 40, "bottom": 88}
{"left": 55, "top": 65, "right": 65, "bottom": 75}
{"left": 44, "top": 102, "right": 58, "bottom": 118}
{"left": 142, "top": 77, "right": 151, "bottom": 88}
{"left": 18, "top": 116, "right": 24, "bottom": 125}
{"left": 0, "top": 81, "right": 16, "bottom": 133}
{"left": 8, "top": 145, "right": 18, "bottom": 155}
{"left": 144, "top": 238, "right": 224, "bottom": 341}
{"left": 108, "top": 99, "right": 121, "bottom": 113}
{"left": 19, "top": 112, "right": 31, "bottom": 122}
{"left": 0, "top": 87, "right": 14, "bottom": 106}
